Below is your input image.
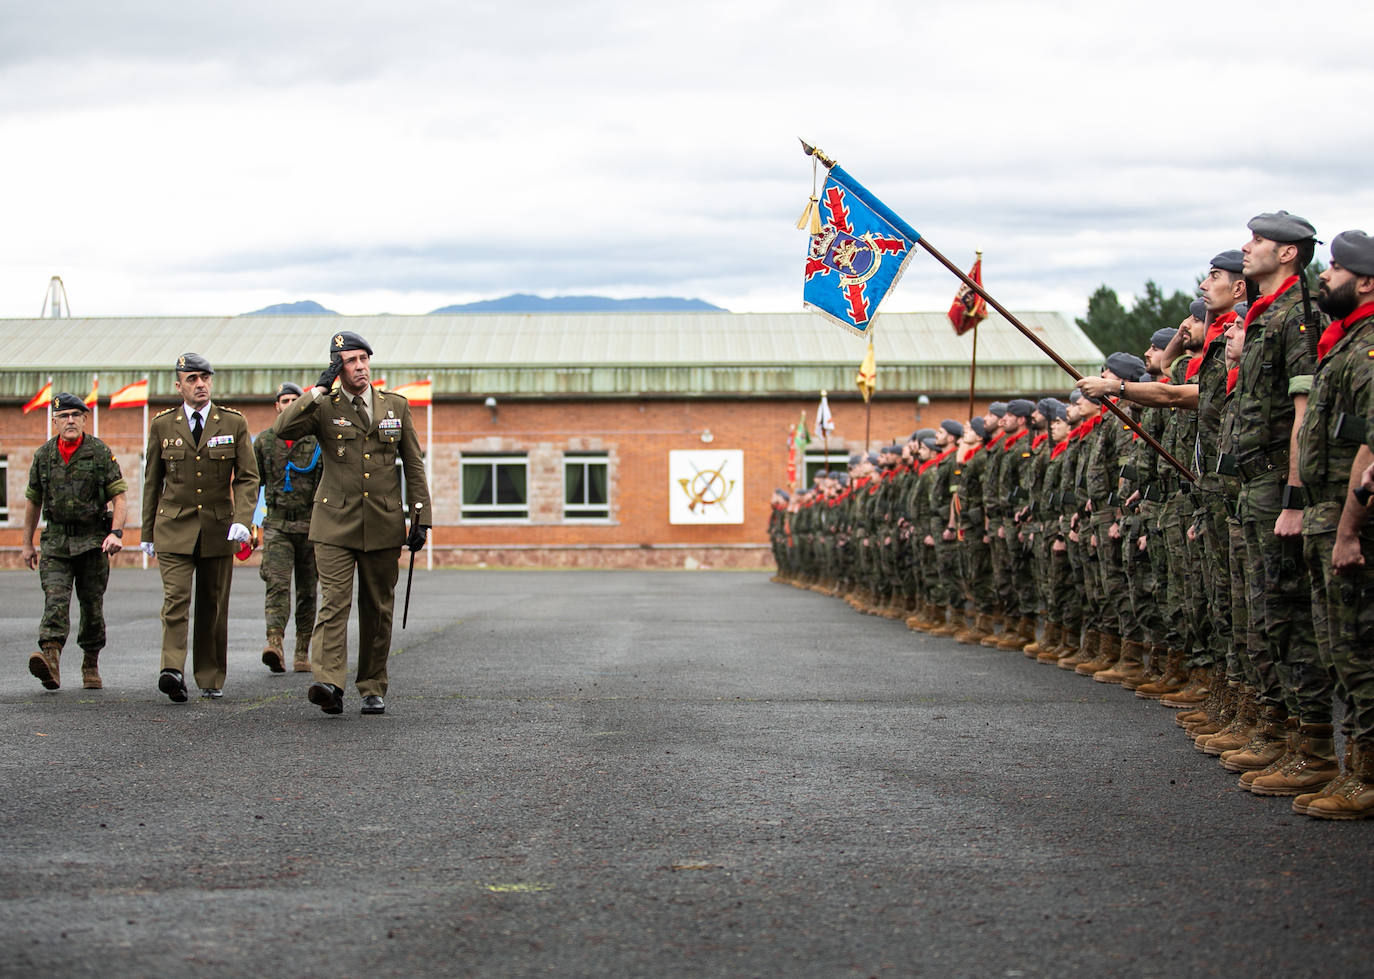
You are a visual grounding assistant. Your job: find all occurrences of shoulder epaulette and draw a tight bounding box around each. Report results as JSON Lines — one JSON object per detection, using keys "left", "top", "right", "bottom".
{"left": 216, "top": 405, "right": 243, "bottom": 415}
{"left": 153, "top": 406, "right": 176, "bottom": 418}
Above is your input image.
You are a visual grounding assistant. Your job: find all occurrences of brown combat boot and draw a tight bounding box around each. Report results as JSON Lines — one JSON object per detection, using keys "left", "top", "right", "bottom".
{"left": 1199, "top": 688, "right": 1259, "bottom": 755}
{"left": 1248, "top": 723, "right": 1340, "bottom": 797}
{"left": 293, "top": 630, "right": 313, "bottom": 672}
{"left": 1294, "top": 740, "right": 1355, "bottom": 815}
{"left": 262, "top": 629, "right": 286, "bottom": 674}
{"left": 979, "top": 614, "right": 1007, "bottom": 648}
{"left": 1307, "top": 741, "right": 1374, "bottom": 820}
{"left": 929, "top": 607, "right": 962, "bottom": 637}
{"left": 80, "top": 651, "right": 102, "bottom": 690}
{"left": 1185, "top": 681, "right": 1236, "bottom": 740}
{"left": 1125, "top": 643, "right": 1166, "bottom": 690}
{"left": 1239, "top": 719, "right": 1300, "bottom": 787}
{"left": 1094, "top": 638, "right": 1147, "bottom": 685}
{"left": 997, "top": 616, "right": 1035, "bottom": 651}
{"left": 1220, "top": 707, "right": 1289, "bottom": 773}
{"left": 954, "top": 612, "right": 992, "bottom": 645}
{"left": 1075, "top": 633, "right": 1120, "bottom": 675}
{"left": 1134, "top": 648, "right": 1187, "bottom": 698}
{"left": 1024, "top": 621, "right": 1059, "bottom": 658}
{"left": 28, "top": 641, "right": 61, "bottom": 690}
{"left": 1160, "top": 667, "right": 1212, "bottom": 708}
{"left": 1058, "top": 629, "right": 1099, "bottom": 670}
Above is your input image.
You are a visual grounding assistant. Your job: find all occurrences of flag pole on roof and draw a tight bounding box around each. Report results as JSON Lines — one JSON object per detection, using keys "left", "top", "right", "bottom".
{"left": 796, "top": 139, "right": 1195, "bottom": 484}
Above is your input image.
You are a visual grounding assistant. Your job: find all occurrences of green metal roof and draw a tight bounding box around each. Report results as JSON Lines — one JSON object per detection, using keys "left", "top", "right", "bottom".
{"left": 0, "top": 311, "right": 1103, "bottom": 401}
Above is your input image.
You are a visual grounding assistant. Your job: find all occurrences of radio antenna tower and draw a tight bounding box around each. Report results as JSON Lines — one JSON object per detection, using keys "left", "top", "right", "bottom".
{"left": 41, "top": 276, "right": 71, "bottom": 318}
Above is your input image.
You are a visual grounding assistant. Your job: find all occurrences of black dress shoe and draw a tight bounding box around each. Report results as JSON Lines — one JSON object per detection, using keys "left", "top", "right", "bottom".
{"left": 361, "top": 695, "right": 385, "bottom": 715}
{"left": 307, "top": 682, "right": 344, "bottom": 715}
{"left": 158, "top": 669, "right": 188, "bottom": 703}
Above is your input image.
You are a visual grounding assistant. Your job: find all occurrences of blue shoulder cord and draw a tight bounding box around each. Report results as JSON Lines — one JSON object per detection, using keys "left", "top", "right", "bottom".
{"left": 283, "top": 443, "right": 321, "bottom": 492}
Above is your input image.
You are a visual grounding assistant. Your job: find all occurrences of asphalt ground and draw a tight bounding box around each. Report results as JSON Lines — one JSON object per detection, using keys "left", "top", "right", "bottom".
{"left": 0, "top": 567, "right": 1369, "bottom": 978}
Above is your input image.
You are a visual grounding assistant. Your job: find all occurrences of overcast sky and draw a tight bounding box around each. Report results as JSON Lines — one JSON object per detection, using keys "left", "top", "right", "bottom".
{"left": 3, "top": 0, "right": 1372, "bottom": 323}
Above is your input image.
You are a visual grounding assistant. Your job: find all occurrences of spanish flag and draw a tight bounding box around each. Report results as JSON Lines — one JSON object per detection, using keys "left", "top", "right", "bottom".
{"left": 390, "top": 379, "right": 432, "bottom": 406}
{"left": 109, "top": 378, "right": 149, "bottom": 409}
{"left": 84, "top": 377, "right": 98, "bottom": 407}
{"left": 22, "top": 381, "right": 52, "bottom": 414}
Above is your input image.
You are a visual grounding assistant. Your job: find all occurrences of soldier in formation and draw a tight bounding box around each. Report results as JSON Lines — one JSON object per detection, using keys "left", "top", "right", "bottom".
{"left": 772, "top": 211, "right": 1374, "bottom": 819}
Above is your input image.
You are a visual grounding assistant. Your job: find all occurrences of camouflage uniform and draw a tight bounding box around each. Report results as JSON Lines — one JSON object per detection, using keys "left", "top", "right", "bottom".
{"left": 254, "top": 427, "right": 322, "bottom": 650}
{"left": 25, "top": 436, "right": 128, "bottom": 655}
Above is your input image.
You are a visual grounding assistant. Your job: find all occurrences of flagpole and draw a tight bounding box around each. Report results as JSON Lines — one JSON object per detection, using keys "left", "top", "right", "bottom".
{"left": 917, "top": 233, "right": 1194, "bottom": 483}
{"left": 798, "top": 139, "right": 1194, "bottom": 483}
{"left": 426, "top": 376, "right": 433, "bottom": 572}
{"left": 819, "top": 390, "right": 828, "bottom": 468}
{"left": 141, "top": 386, "right": 149, "bottom": 571}
{"left": 967, "top": 252, "right": 980, "bottom": 421}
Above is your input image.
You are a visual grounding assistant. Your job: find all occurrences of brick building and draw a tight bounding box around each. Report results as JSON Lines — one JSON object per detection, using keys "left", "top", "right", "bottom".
{"left": 0, "top": 312, "right": 1101, "bottom": 568}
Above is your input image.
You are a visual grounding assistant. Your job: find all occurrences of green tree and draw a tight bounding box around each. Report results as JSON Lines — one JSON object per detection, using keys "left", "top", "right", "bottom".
{"left": 1077, "top": 279, "right": 1195, "bottom": 356}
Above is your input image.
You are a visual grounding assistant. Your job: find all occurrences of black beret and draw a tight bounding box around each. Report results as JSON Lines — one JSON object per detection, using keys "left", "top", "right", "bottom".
{"left": 1248, "top": 210, "right": 1316, "bottom": 243}
{"left": 836, "top": 473, "right": 850, "bottom": 486}
{"left": 330, "top": 330, "right": 373, "bottom": 357}
{"left": 1006, "top": 399, "right": 1035, "bottom": 418}
{"left": 1189, "top": 298, "right": 1207, "bottom": 321}
{"left": 1104, "top": 352, "right": 1146, "bottom": 380}
{"left": 1210, "top": 249, "right": 1245, "bottom": 274}
{"left": 848, "top": 453, "right": 863, "bottom": 465}
{"left": 940, "top": 419, "right": 964, "bottom": 439}
{"left": 880, "top": 444, "right": 902, "bottom": 455}
{"left": 969, "top": 416, "right": 987, "bottom": 438}
{"left": 52, "top": 392, "right": 88, "bottom": 413}
{"left": 1331, "top": 230, "right": 1374, "bottom": 277}
{"left": 988, "top": 401, "right": 1008, "bottom": 417}
{"left": 1151, "top": 328, "right": 1176, "bottom": 349}
{"left": 1036, "top": 397, "right": 1064, "bottom": 419}
{"left": 920, "top": 437, "right": 938, "bottom": 451}
{"left": 866, "top": 452, "right": 880, "bottom": 464}
{"left": 1053, "top": 402, "right": 1069, "bottom": 421}
{"left": 1068, "top": 388, "right": 1085, "bottom": 403}
{"left": 913, "top": 428, "right": 935, "bottom": 443}
{"left": 275, "top": 382, "right": 305, "bottom": 400}
{"left": 175, "top": 352, "right": 213, "bottom": 375}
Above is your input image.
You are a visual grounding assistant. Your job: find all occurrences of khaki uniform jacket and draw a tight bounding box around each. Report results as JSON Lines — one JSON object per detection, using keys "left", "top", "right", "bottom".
{"left": 273, "top": 387, "right": 432, "bottom": 552}
{"left": 142, "top": 403, "right": 260, "bottom": 556}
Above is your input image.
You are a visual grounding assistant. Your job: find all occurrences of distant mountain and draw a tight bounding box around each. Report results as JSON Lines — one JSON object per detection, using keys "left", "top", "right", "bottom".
{"left": 241, "top": 300, "right": 339, "bottom": 316}
{"left": 429, "top": 294, "right": 726, "bottom": 314}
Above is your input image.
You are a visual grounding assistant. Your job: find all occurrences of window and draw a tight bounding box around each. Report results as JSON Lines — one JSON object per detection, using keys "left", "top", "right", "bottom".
{"left": 0, "top": 455, "right": 8, "bottom": 522}
{"left": 804, "top": 451, "right": 848, "bottom": 487}
{"left": 564, "top": 453, "right": 609, "bottom": 520}
{"left": 461, "top": 454, "right": 528, "bottom": 520}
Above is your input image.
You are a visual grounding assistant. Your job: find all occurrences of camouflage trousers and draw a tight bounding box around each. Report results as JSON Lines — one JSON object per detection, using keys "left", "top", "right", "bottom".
{"left": 1227, "top": 514, "right": 1261, "bottom": 689}
{"left": 961, "top": 533, "right": 995, "bottom": 614}
{"left": 1091, "top": 515, "right": 1127, "bottom": 638}
{"left": 1238, "top": 473, "right": 1327, "bottom": 722}
{"left": 1311, "top": 517, "right": 1374, "bottom": 741}
{"left": 1301, "top": 520, "right": 1353, "bottom": 737}
{"left": 37, "top": 548, "right": 109, "bottom": 652}
{"left": 1196, "top": 490, "right": 1234, "bottom": 669}
{"left": 259, "top": 525, "right": 318, "bottom": 637}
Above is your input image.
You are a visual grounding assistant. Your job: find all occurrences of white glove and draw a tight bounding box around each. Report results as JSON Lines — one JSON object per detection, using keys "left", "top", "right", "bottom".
{"left": 227, "top": 523, "right": 251, "bottom": 544}
{"left": 140, "top": 541, "right": 156, "bottom": 557}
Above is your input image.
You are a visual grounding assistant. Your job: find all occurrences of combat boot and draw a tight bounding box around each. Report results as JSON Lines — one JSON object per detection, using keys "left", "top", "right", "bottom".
{"left": 293, "top": 630, "right": 313, "bottom": 672}
{"left": 953, "top": 612, "right": 992, "bottom": 645}
{"left": 1036, "top": 623, "right": 1068, "bottom": 663}
{"left": 262, "top": 629, "right": 286, "bottom": 674}
{"left": 929, "top": 607, "right": 962, "bottom": 637}
{"left": 27, "top": 641, "right": 61, "bottom": 690}
{"left": 1199, "top": 688, "right": 1258, "bottom": 756}
{"left": 1075, "top": 633, "right": 1119, "bottom": 675}
{"left": 1220, "top": 707, "right": 1289, "bottom": 773}
{"left": 1160, "top": 667, "right": 1212, "bottom": 709}
{"left": 1248, "top": 723, "right": 1339, "bottom": 797}
{"left": 1124, "top": 643, "right": 1165, "bottom": 691}
{"left": 1134, "top": 649, "right": 1188, "bottom": 699}
{"left": 1179, "top": 667, "right": 1227, "bottom": 729}
{"left": 80, "top": 650, "right": 102, "bottom": 690}
{"left": 1093, "top": 638, "right": 1147, "bottom": 685}
{"left": 1239, "top": 718, "right": 1300, "bottom": 787}
{"left": 1294, "top": 740, "right": 1355, "bottom": 815}
{"left": 1058, "top": 629, "right": 1099, "bottom": 670}
{"left": 979, "top": 614, "right": 1007, "bottom": 648}
{"left": 997, "top": 616, "right": 1034, "bottom": 651}
{"left": 1307, "top": 741, "right": 1374, "bottom": 820}
{"left": 1024, "top": 621, "right": 1059, "bottom": 658}
{"left": 1185, "top": 680, "right": 1235, "bottom": 740}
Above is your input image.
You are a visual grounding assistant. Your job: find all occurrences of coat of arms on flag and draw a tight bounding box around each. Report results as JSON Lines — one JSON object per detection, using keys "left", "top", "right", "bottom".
{"left": 948, "top": 252, "right": 988, "bottom": 335}
{"left": 800, "top": 151, "right": 920, "bottom": 337}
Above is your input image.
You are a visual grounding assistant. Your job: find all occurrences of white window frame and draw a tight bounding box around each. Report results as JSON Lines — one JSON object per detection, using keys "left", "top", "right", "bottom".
{"left": 563, "top": 453, "right": 610, "bottom": 522}
{"left": 460, "top": 453, "right": 529, "bottom": 521}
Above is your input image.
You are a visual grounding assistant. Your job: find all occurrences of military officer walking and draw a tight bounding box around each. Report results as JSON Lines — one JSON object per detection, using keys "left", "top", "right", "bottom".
{"left": 21, "top": 392, "right": 128, "bottom": 690}
{"left": 254, "top": 381, "right": 321, "bottom": 673}
{"left": 142, "top": 353, "right": 260, "bottom": 701}
{"left": 274, "top": 331, "right": 432, "bottom": 716}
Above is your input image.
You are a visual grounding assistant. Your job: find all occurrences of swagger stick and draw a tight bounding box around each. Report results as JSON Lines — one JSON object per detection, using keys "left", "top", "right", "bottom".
{"left": 798, "top": 140, "right": 1194, "bottom": 483}
{"left": 401, "top": 548, "right": 415, "bottom": 629}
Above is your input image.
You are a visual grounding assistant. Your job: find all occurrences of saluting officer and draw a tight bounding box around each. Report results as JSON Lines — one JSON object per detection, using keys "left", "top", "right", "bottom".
{"left": 255, "top": 381, "right": 322, "bottom": 673}
{"left": 275, "top": 331, "right": 432, "bottom": 716}
{"left": 142, "top": 353, "right": 260, "bottom": 702}
{"left": 22, "top": 392, "right": 128, "bottom": 690}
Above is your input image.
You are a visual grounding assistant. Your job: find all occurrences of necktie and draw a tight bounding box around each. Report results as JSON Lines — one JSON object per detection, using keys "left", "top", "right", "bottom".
{"left": 353, "top": 395, "right": 369, "bottom": 428}
{"left": 191, "top": 411, "right": 204, "bottom": 447}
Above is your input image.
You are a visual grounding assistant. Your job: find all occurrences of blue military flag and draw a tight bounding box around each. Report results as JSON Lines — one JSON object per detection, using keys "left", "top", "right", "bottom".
{"left": 802, "top": 164, "right": 920, "bottom": 337}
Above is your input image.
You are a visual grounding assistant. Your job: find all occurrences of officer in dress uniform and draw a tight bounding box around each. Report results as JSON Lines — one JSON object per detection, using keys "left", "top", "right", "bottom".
{"left": 274, "top": 331, "right": 432, "bottom": 716}
{"left": 142, "top": 353, "right": 260, "bottom": 702}
{"left": 22, "top": 392, "right": 128, "bottom": 691}
{"left": 254, "top": 382, "right": 322, "bottom": 673}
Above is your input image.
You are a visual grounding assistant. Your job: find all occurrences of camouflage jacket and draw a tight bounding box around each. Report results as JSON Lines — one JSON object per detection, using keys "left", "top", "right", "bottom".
{"left": 1298, "top": 309, "right": 1374, "bottom": 500}
{"left": 254, "top": 428, "right": 322, "bottom": 533}
{"left": 26, "top": 435, "right": 128, "bottom": 557}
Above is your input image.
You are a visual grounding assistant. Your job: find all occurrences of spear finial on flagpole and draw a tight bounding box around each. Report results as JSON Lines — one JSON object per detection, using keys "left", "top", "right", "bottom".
{"left": 798, "top": 139, "right": 836, "bottom": 169}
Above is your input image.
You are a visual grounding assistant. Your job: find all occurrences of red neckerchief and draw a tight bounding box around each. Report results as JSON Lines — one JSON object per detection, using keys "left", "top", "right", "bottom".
{"left": 1318, "top": 302, "right": 1374, "bottom": 361}
{"left": 1002, "top": 428, "right": 1028, "bottom": 450}
{"left": 1185, "top": 310, "right": 1237, "bottom": 380}
{"left": 1243, "top": 275, "right": 1300, "bottom": 333}
{"left": 985, "top": 431, "right": 1005, "bottom": 451}
{"left": 1076, "top": 405, "right": 1109, "bottom": 439}
{"left": 57, "top": 434, "right": 84, "bottom": 464}
{"left": 1031, "top": 432, "right": 1049, "bottom": 450}
{"left": 1050, "top": 437, "right": 1072, "bottom": 459}
{"left": 1226, "top": 366, "right": 1241, "bottom": 394}
{"left": 959, "top": 443, "right": 982, "bottom": 462}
